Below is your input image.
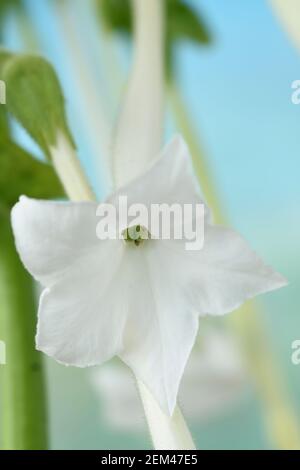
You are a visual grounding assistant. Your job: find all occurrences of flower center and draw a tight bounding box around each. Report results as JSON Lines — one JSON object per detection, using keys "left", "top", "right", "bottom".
{"left": 122, "top": 225, "right": 150, "bottom": 247}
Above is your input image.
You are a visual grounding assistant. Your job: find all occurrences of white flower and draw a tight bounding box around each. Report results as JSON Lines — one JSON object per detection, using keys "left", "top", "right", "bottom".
{"left": 11, "top": 135, "right": 286, "bottom": 415}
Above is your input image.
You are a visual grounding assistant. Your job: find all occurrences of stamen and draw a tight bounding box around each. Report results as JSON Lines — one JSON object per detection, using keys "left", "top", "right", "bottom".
{"left": 122, "top": 225, "right": 150, "bottom": 247}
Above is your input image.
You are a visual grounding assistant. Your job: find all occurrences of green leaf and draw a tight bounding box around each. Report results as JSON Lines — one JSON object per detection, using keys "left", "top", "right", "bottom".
{"left": 97, "top": 0, "right": 132, "bottom": 34}
{"left": 0, "top": 136, "right": 65, "bottom": 207}
{"left": 167, "top": 0, "right": 211, "bottom": 45}
{"left": 1, "top": 53, "right": 75, "bottom": 160}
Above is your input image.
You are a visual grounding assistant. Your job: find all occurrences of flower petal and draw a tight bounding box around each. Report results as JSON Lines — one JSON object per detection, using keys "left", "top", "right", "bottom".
{"left": 162, "top": 225, "right": 287, "bottom": 316}
{"left": 119, "top": 242, "right": 199, "bottom": 415}
{"left": 36, "top": 239, "right": 127, "bottom": 366}
{"left": 11, "top": 196, "right": 99, "bottom": 287}
{"left": 109, "top": 134, "right": 209, "bottom": 217}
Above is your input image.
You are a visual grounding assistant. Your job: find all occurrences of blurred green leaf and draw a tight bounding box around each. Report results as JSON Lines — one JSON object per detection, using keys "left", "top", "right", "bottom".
{"left": 0, "top": 51, "right": 70, "bottom": 207}
{"left": 1, "top": 53, "right": 75, "bottom": 160}
{"left": 98, "top": 0, "right": 132, "bottom": 33}
{"left": 0, "top": 136, "right": 65, "bottom": 207}
{"left": 167, "top": 0, "right": 211, "bottom": 44}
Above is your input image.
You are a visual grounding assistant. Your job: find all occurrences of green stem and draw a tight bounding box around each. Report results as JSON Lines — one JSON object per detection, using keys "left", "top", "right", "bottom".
{"left": 0, "top": 207, "right": 48, "bottom": 449}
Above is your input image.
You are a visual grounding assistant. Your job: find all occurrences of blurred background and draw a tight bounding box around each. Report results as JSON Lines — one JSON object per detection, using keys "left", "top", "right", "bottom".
{"left": 0, "top": 0, "right": 299, "bottom": 450}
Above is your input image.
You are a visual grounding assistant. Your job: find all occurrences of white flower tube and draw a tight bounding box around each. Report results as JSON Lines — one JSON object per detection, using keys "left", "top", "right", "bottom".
{"left": 49, "top": 132, "right": 95, "bottom": 202}
{"left": 54, "top": 0, "right": 113, "bottom": 193}
{"left": 112, "top": 0, "right": 165, "bottom": 188}
{"left": 111, "top": 0, "right": 195, "bottom": 449}
{"left": 137, "top": 381, "right": 196, "bottom": 451}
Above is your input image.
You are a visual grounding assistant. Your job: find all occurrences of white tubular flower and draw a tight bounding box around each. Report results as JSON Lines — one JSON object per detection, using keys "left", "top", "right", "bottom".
{"left": 11, "top": 135, "right": 287, "bottom": 416}
{"left": 112, "top": 0, "right": 164, "bottom": 188}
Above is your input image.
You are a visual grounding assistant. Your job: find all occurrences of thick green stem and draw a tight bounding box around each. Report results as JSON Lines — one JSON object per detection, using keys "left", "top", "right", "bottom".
{"left": 0, "top": 207, "right": 48, "bottom": 449}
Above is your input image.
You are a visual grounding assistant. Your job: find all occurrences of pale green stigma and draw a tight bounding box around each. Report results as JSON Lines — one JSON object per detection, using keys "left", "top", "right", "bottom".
{"left": 122, "top": 225, "right": 150, "bottom": 247}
